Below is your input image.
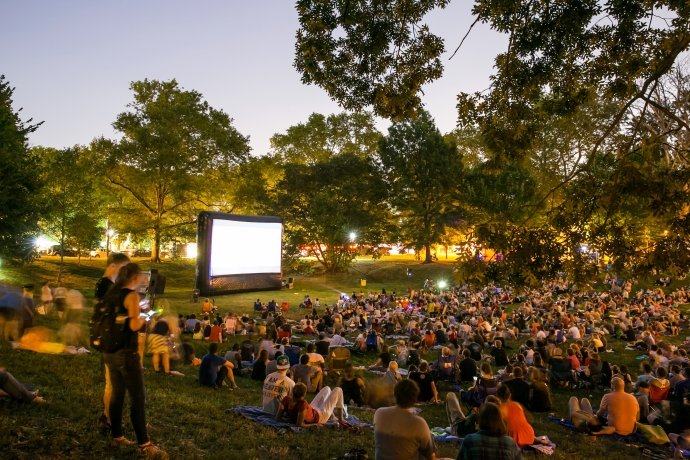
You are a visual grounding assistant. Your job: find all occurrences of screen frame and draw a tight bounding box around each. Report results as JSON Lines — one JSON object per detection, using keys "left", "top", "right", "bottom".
{"left": 195, "top": 211, "right": 283, "bottom": 296}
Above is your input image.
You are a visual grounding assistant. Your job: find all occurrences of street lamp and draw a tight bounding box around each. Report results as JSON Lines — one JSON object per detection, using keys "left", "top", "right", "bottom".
{"left": 438, "top": 281, "right": 447, "bottom": 291}
{"left": 349, "top": 232, "right": 357, "bottom": 241}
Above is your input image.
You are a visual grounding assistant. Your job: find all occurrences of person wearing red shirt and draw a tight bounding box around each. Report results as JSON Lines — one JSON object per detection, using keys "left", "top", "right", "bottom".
{"left": 209, "top": 321, "right": 223, "bottom": 343}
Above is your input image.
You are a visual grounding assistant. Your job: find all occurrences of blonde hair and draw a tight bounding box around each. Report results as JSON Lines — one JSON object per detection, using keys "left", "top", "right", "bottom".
{"left": 388, "top": 361, "right": 398, "bottom": 372}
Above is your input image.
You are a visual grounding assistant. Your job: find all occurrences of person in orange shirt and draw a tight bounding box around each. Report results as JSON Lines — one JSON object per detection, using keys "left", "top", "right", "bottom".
{"left": 496, "top": 385, "right": 549, "bottom": 447}
{"left": 202, "top": 298, "right": 216, "bottom": 314}
{"left": 569, "top": 377, "right": 638, "bottom": 435}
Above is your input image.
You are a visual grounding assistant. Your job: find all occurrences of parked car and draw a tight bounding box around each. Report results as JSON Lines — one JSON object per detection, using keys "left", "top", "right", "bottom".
{"left": 133, "top": 249, "right": 152, "bottom": 257}
{"left": 51, "top": 248, "right": 78, "bottom": 257}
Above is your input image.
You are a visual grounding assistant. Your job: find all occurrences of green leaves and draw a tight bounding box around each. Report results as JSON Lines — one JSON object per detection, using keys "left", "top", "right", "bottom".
{"left": 378, "top": 109, "right": 463, "bottom": 261}
{"left": 270, "top": 111, "right": 380, "bottom": 164}
{"left": 0, "top": 75, "right": 44, "bottom": 264}
{"left": 267, "top": 153, "right": 390, "bottom": 272}
{"left": 294, "top": 0, "right": 449, "bottom": 119}
{"left": 91, "top": 79, "right": 251, "bottom": 261}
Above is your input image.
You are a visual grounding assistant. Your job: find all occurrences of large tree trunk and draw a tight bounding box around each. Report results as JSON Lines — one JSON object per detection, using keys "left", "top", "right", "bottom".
{"left": 424, "top": 245, "right": 433, "bottom": 264}
{"left": 153, "top": 223, "right": 161, "bottom": 263}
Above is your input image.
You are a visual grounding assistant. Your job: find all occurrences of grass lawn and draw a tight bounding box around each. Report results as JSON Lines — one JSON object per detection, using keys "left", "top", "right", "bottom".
{"left": 0, "top": 255, "right": 687, "bottom": 459}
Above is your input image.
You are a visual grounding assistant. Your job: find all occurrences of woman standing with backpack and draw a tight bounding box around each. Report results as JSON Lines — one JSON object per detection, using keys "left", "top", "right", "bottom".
{"left": 102, "top": 263, "right": 162, "bottom": 455}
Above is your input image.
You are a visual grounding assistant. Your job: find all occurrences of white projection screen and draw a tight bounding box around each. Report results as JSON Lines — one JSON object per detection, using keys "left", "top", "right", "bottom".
{"left": 196, "top": 212, "right": 283, "bottom": 295}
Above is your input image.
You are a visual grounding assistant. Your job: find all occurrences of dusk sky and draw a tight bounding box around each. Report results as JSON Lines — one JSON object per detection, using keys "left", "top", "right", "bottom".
{"left": 1, "top": 1, "right": 508, "bottom": 156}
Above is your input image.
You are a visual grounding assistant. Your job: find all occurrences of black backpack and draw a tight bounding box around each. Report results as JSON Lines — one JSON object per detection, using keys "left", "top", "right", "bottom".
{"left": 89, "top": 297, "right": 127, "bottom": 353}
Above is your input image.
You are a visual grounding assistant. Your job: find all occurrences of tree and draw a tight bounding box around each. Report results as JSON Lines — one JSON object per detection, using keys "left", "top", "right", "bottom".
{"left": 270, "top": 111, "right": 381, "bottom": 165}
{"left": 269, "top": 153, "right": 389, "bottom": 272}
{"left": 377, "top": 110, "right": 463, "bottom": 263}
{"left": 91, "top": 79, "right": 251, "bottom": 262}
{"left": 293, "top": 1, "right": 690, "bottom": 285}
{"left": 0, "top": 75, "right": 44, "bottom": 264}
{"left": 37, "top": 146, "right": 104, "bottom": 280}
{"left": 294, "top": 1, "right": 448, "bottom": 120}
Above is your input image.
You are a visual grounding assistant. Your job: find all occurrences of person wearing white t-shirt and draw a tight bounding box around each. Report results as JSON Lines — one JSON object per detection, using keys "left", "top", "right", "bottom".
{"left": 568, "top": 325, "right": 581, "bottom": 340}
{"left": 262, "top": 355, "right": 295, "bottom": 416}
{"left": 536, "top": 330, "right": 547, "bottom": 339}
{"left": 329, "top": 334, "right": 347, "bottom": 347}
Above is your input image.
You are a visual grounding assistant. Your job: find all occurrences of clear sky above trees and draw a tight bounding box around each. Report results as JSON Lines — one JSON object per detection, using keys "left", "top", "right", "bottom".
{"left": 0, "top": 1, "right": 506, "bottom": 155}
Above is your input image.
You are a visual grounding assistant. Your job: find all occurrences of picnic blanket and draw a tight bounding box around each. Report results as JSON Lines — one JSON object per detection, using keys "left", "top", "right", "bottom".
{"left": 367, "top": 368, "right": 409, "bottom": 376}
{"left": 227, "top": 405, "right": 373, "bottom": 433}
{"left": 431, "top": 429, "right": 556, "bottom": 455}
{"left": 549, "top": 416, "right": 690, "bottom": 456}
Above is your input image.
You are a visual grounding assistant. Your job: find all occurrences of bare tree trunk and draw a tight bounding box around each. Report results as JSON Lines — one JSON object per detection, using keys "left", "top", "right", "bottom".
{"left": 153, "top": 223, "right": 161, "bottom": 263}
{"left": 424, "top": 245, "right": 432, "bottom": 264}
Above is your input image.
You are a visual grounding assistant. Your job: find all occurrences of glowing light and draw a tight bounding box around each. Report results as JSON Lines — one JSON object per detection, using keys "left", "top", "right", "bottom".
{"left": 186, "top": 243, "right": 197, "bottom": 259}
{"left": 108, "top": 229, "right": 115, "bottom": 237}
{"left": 349, "top": 232, "right": 357, "bottom": 241}
{"left": 580, "top": 244, "right": 589, "bottom": 253}
{"left": 34, "top": 236, "right": 56, "bottom": 250}
{"left": 438, "top": 281, "right": 447, "bottom": 289}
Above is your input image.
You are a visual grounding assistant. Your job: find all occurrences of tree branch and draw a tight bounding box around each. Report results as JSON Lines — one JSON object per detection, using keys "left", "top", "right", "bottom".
{"left": 449, "top": 17, "right": 480, "bottom": 61}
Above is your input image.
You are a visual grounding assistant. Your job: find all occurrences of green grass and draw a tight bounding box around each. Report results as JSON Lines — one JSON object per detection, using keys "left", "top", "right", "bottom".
{"left": 0, "top": 256, "right": 687, "bottom": 459}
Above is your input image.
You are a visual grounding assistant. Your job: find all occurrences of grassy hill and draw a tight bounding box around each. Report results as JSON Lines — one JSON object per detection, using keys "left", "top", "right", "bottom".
{"left": 0, "top": 256, "right": 687, "bottom": 459}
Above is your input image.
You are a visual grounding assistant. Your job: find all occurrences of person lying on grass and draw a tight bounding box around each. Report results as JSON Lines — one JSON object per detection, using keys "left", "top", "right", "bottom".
{"left": 199, "top": 342, "right": 239, "bottom": 390}
{"left": 275, "top": 382, "right": 346, "bottom": 428}
{"left": 0, "top": 368, "right": 44, "bottom": 403}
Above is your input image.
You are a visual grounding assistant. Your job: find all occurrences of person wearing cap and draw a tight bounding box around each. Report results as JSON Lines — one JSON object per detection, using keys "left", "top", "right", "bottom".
{"left": 276, "top": 382, "right": 346, "bottom": 428}
{"left": 262, "top": 355, "right": 295, "bottom": 416}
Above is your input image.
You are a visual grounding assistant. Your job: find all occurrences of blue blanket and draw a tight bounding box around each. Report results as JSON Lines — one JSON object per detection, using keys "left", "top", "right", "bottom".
{"left": 548, "top": 416, "right": 690, "bottom": 456}
{"left": 228, "top": 405, "right": 373, "bottom": 433}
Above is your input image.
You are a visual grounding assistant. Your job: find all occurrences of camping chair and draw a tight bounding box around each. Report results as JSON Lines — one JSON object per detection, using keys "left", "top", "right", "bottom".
{"left": 549, "top": 359, "right": 577, "bottom": 389}
{"left": 649, "top": 383, "right": 670, "bottom": 404}
{"left": 284, "top": 345, "right": 301, "bottom": 366}
{"left": 240, "top": 340, "right": 255, "bottom": 362}
{"left": 329, "top": 347, "right": 351, "bottom": 375}
{"left": 365, "top": 332, "right": 380, "bottom": 353}
{"left": 462, "top": 377, "right": 498, "bottom": 410}
{"left": 432, "top": 355, "right": 458, "bottom": 385}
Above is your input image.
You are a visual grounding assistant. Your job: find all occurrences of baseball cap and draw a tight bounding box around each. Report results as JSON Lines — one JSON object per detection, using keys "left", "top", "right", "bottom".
{"left": 276, "top": 355, "right": 290, "bottom": 370}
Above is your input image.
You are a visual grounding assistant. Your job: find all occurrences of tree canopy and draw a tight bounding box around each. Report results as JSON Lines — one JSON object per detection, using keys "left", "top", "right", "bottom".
{"left": 0, "top": 75, "right": 44, "bottom": 265}
{"left": 378, "top": 110, "right": 463, "bottom": 262}
{"left": 270, "top": 111, "right": 381, "bottom": 164}
{"left": 91, "top": 79, "right": 251, "bottom": 262}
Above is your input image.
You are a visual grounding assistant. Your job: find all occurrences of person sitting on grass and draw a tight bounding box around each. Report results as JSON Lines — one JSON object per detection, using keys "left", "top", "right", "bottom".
{"left": 490, "top": 340, "right": 509, "bottom": 367}
{"left": 291, "top": 354, "right": 323, "bottom": 393}
{"left": 569, "top": 377, "right": 638, "bottom": 435}
{"left": 456, "top": 401, "right": 522, "bottom": 460}
{"left": 0, "top": 367, "right": 44, "bottom": 403}
{"left": 251, "top": 350, "right": 269, "bottom": 381}
{"left": 198, "top": 342, "right": 239, "bottom": 390}
{"left": 382, "top": 361, "right": 402, "bottom": 386}
{"left": 276, "top": 382, "right": 346, "bottom": 428}
{"left": 262, "top": 355, "right": 295, "bottom": 416}
{"left": 409, "top": 360, "right": 439, "bottom": 403}
{"left": 374, "top": 379, "right": 436, "bottom": 460}
{"left": 496, "top": 385, "right": 549, "bottom": 447}
{"left": 337, "top": 363, "right": 365, "bottom": 407}
{"left": 224, "top": 343, "right": 249, "bottom": 376}
{"left": 528, "top": 368, "right": 552, "bottom": 412}
{"left": 369, "top": 345, "right": 392, "bottom": 372}
{"left": 192, "top": 323, "right": 203, "bottom": 340}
